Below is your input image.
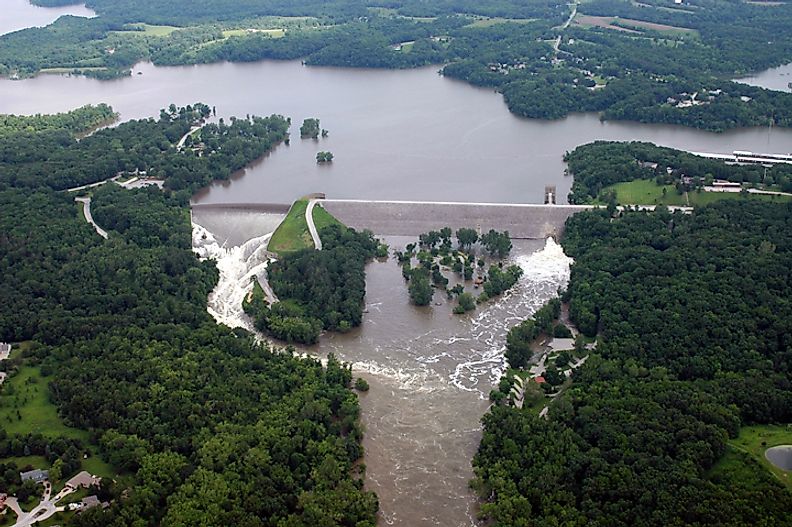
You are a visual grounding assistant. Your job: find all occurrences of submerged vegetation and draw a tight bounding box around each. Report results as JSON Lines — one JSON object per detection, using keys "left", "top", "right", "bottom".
{"left": 397, "top": 227, "right": 518, "bottom": 310}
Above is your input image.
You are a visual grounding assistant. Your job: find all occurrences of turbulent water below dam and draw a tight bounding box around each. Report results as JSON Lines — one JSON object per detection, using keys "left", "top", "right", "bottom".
{"left": 191, "top": 208, "right": 573, "bottom": 526}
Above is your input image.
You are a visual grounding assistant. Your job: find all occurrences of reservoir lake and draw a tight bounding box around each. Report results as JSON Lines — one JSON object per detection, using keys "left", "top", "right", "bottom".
{"left": 3, "top": 23, "right": 792, "bottom": 524}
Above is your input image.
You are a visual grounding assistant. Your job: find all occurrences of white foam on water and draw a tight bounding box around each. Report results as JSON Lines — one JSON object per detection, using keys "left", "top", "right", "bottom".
{"left": 192, "top": 221, "right": 275, "bottom": 331}
{"left": 449, "top": 237, "right": 573, "bottom": 396}
{"left": 193, "top": 222, "right": 573, "bottom": 397}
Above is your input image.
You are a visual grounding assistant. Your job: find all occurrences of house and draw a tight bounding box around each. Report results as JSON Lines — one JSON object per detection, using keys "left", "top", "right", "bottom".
{"left": 20, "top": 469, "right": 49, "bottom": 483}
{"left": 69, "top": 495, "right": 103, "bottom": 512}
{"left": 534, "top": 376, "right": 547, "bottom": 384}
{"left": 0, "top": 342, "right": 10, "bottom": 360}
{"left": 65, "top": 471, "right": 102, "bottom": 490}
{"left": 81, "top": 496, "right": 101, "bottom": 510}
{"left": 712, "top": 179, "right": 742, "bottom": 188}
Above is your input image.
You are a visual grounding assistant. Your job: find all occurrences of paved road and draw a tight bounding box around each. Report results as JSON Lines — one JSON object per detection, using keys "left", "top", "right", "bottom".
{"left": 306, "top": 199, "right": 322, "bottom": 250}
{"left": 562, "top": 1, "right": 578, "bottom": 30}
{"left": 65, "top": 174, "right": 120, "bottom": 193}
{"left": 75, "top": 197, "right": 109, "bottom": 239}
{"left": 177, "top": 125, "right": 202, "bottom": 150}
{"left": 6, "top": 476, "right": 87, "bottom": 527}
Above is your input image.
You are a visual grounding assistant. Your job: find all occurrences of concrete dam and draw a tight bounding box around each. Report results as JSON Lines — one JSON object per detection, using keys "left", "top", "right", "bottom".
{"left": 320, "top": 199, "right": 593, "bottom": 239}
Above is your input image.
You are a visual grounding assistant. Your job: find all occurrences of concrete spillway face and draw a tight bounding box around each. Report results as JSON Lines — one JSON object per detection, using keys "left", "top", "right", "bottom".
{"left": 765, "top": 445, "right": 792, "bottom": 471}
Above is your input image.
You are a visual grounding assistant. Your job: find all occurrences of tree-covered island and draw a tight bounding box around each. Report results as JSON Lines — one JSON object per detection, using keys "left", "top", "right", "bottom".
{"left": 3, "top": 0, "right": 792, "bottom": 131}
{"left": 397, "top": 227, "right": 521, "bottom": 311}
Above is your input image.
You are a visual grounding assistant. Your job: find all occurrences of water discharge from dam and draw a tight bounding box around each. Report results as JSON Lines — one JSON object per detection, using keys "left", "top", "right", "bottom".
{"left": 191, "top": 209, "right": 573, "bottom": 526}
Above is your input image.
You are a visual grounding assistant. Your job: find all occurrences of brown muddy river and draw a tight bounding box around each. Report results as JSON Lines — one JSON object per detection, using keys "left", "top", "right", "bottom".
{"left": 192, "top": 211, "right": 571, "bottom": 526}
{"left": 4, "top": 20, "right": 792, "bottom": 523}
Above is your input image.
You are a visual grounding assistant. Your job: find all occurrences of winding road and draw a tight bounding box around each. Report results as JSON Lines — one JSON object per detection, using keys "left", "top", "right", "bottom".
{"left": 306, "top": 199, "right": 322, "bottom": 250}
{"left": 177, "top": 125, "right": 203, "bottom": 150}
{"left": 74, "top": 196, "right": 108, "bottom": 239}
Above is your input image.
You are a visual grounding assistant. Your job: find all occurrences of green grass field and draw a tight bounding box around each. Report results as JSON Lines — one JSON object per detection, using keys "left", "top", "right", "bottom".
{"left": 312, "top": 203, "right": 344, "bottom": 232}
{"left": 268, "top": 200, "right": 312, "bottom": 254}
{"left": 726, "top": 424, "right": 792, "bottom": 489}
{"left": 0, "top": 455, "right": 48, "bottom": 471}
{"left": 268, "top": 200, "right": 344, "bottom": 254}
{"left": 606, "top": 179, "right": 792, "bottom": 206}
{"left": 0, "top": 366, "right": 88, "bottom": 440}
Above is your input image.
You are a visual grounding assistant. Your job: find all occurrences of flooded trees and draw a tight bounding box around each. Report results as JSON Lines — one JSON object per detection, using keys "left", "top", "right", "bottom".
{"left": 300, "top": 118, "right": 321, "bottom": 139}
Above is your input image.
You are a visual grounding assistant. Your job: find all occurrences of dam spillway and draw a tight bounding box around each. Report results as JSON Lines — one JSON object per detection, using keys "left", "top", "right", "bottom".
{"left": 320, "top": 199, "right": 593, "bottom": 239}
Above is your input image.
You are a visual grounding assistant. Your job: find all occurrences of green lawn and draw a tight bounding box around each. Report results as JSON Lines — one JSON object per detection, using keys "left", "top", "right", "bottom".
{"left": 725, "top": 424, "right": 792, "bottom": 489}
{"left": 268, "top": 200, "right": 344, "bottom": 254}
{"left": 82, "top": 452, "right": 115, "bottom": 479}
{"left": 606, "top": 179, "right": 792, "bottom": 206}
{"left": 0, "top": 455, "right": 48, "bottom": 471}
{"left": 268, "top": 200, "right": 312, "bottom": 254}
{"left": 608, "top": 179, "right": 686, "bottom": 205}
{"left": 313, "top": 203, "right": 344, "bottom": 232}
{"left": 0, "top": 366, "right": 88, "bottom": 440}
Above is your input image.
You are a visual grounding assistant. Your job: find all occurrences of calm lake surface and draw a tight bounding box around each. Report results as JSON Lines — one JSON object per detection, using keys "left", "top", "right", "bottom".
{"left": 735, "top": 62, "right": 792, "bottom": 94}
{"left": 2, "top": 60, "right": 792, "bottom": 205}
{"left": 0, "top": 0, "right": 95, "bottom": 36}
{"left": 5, "top": 36, "right": 792, "bottom": 525}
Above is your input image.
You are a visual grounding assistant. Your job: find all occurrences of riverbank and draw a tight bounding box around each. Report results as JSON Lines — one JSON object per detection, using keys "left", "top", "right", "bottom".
{"left": 5, "top": 61, "right": 792, "bottom": 207}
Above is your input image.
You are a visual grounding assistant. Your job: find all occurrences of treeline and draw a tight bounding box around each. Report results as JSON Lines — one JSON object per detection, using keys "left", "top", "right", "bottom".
{"left": 245, "top": 224, "right": 381, "bottom": 344}
{"left": 473, "top": 202, "right": 792, "bottom": 526}
{"left": 5, "top": 0, "right": 792, "bottom": 130}
{"left": 565, "top": 141, "right": 792, "bottom": 202}
{"left": 0, "top": 104, "right": 116, "bottom": 136}
{"left": 0, "top": 102, "right": 289, "bottom": 197}
{"left": 0, "top": 107, "right": 378, "bottom": 525}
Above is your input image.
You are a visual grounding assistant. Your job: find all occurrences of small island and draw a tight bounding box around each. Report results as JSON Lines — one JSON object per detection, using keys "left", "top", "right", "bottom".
{"left": 316, "top": 151, "right": 334, "bottom": 163}
{"left": 300, "top": 117, "right": 321, "bottom": 139}
{"left": 396, "top": 227, "right": 519, "bottom": 313}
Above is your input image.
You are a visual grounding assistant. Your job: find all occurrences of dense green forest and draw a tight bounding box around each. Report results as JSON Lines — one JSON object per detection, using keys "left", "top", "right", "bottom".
{"left": 565, "top": 141, "right": 792, "bottom": 203}
{"left": 0, "top": 107, "right": 378, "bottom": 525}
{"left": 0, "top": 103, "right": 115, "bottom": 136}
{"left": 0, "top": 102, "right": 290, "bottom": 197}
{"left": 244, "top": 224, "right": 381, "bottom": 344}
{"left": 4, "top": 0, "right": 792, "bottom": 130}
{"left": 473, "top": 202, "right": 792, "bottom": 526}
